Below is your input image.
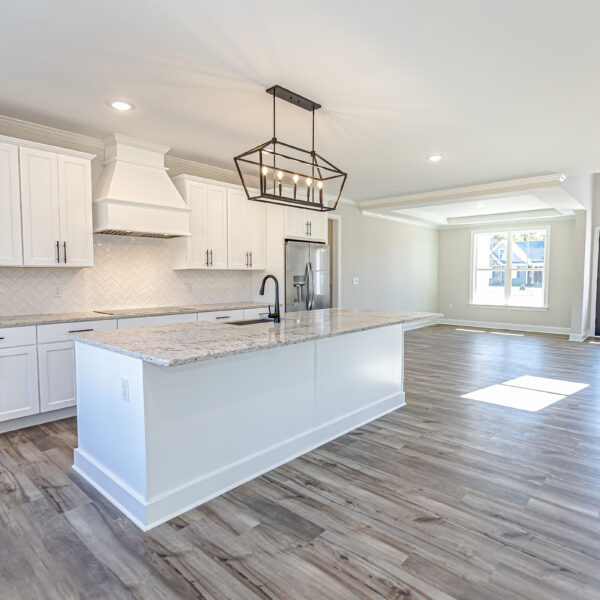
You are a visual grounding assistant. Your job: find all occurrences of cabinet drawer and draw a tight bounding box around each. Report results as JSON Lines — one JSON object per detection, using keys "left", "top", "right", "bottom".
{"left": 197, "top": 309, "right": 244, "bottom": 322}
{"left": 38, "top": 319, "right": 117, "bottom": 344}
{"left": 117, "top": 313, "right": 197, "bottom": 329}
{"left": 243, "top": 307, "right": 270, "bottom": 321}
{"left": 0, "top": 326, "right": 36, "bottom": 349}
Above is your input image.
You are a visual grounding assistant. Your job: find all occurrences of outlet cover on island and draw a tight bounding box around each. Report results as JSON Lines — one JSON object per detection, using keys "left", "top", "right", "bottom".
{"left": 185, "top": 283, "right": 193, "bottom": 294}
{"left": 53, "top": 286, "right": 61, "bottom": 297}
{"left": 448, "top": 303, "right": 454, "bottom": 309}
{"left": 353, "top": 277, "right": 359, "bottom": 285}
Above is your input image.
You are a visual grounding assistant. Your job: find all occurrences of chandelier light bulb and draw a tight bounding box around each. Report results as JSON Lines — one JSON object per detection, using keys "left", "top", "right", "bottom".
{"left": 317, "top": 180, "right": 323, "bottom": 189}
{"left": 262, "top": 166, "right": 268, "bottom": 176}
{"left": 306, "top": 178, "right": 312, "bottom": 186}
{"left": 277, "top": 170, "right": 283, "bottom": 180}
{"left": 293, "top": 174, "right": 299, "bottom": 183}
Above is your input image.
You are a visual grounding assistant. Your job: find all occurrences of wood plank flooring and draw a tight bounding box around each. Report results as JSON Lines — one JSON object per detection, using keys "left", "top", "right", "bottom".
{"left": 1, "top": 325, "right": 600, "bottom": 599}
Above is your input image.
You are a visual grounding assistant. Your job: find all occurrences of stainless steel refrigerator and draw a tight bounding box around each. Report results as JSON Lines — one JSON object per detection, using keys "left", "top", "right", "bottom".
{"left": 285, "top": 240, "right": 330, "bottom": 312}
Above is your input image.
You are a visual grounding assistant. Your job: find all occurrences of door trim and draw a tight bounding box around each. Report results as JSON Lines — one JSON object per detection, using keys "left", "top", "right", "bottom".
{"left": 591, "top": 226, "right": 600, "bottom": 337}
{"left": 328, "top": 214, "right": 342, "bottom": 308}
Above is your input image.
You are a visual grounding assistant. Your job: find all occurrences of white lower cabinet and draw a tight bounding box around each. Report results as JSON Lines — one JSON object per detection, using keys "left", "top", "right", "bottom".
{"left": 0, "top": 345, "right": 39, "bottom": 422}
{"left": 197, "top": 309, "right": 244, "bottom": 322}
{"left": 38, "top": 341, "right": 76, "bottom": 412}
{"left": 117, "top": 313, "right": 198, "bottom": 329}
{"left": 36, "top": 319, "right": 118, "bottom": 414}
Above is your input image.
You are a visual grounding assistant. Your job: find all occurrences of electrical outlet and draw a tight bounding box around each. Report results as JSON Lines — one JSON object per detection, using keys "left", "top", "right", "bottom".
{"left": 121, "top": 377, "right": 129, "bottom": 402}
{"left": 448, "top": 303, "right": 454, "bottom": 309}
{"left": 53, "top": 286, "right": 62, "bottom": 297}
{"left": 352, "top": 277, "right": 359, "bottom": 285}
{"left": 185, "top": 282, "right": 192, "bottom": 294}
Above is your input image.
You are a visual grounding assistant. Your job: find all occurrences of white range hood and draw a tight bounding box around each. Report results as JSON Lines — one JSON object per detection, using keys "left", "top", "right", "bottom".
{"left": 93, "top": 134, "right": 191, "bottom": 238}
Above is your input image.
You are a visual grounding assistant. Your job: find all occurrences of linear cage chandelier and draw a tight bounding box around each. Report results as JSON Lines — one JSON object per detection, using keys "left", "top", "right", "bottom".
{"left": 234, "top": 85, "right": 347, "bottom": 212}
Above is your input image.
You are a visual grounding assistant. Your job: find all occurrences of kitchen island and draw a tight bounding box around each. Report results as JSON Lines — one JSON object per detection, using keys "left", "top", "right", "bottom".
{"left": 71, "top": 308, "right": 439, "bottom": 530}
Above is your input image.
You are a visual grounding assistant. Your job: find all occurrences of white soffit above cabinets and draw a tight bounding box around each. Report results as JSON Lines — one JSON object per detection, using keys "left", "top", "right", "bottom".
{"left": 358, "top": 174, "right": 584, "bottom": 228}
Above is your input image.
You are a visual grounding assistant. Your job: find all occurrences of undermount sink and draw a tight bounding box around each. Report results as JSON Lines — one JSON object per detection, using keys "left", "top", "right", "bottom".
{"left": 227, "top": 317, "right": 296, "bottom": 326}
{"left": 227, "top": 318, "right": 272, "bottom": 326}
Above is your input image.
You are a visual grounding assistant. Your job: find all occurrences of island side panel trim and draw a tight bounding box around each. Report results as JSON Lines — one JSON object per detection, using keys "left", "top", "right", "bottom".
{"left": 73, "top": 342, "right": 148, "bottom": 523}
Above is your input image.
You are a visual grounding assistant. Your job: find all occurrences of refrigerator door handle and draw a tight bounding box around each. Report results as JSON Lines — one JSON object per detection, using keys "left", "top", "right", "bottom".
{"left": 307, "top": 262, "right": 315, "bottom": 310}
{"left": 304, "top": 263, "right": 310, "bottom": 310}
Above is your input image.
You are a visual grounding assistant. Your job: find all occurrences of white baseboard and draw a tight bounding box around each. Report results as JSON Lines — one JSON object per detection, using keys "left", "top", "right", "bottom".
{"left": 0, "top": 406, "right": 77, "bottom": 434}
{"left": 73, "top": 392, "right": 405, "bottom": 531}
{"left": 437, "top": 318, "right": 570, "bottom": 336}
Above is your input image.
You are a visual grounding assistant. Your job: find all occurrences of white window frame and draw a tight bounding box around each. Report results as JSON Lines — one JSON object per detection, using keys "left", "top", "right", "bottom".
{"left": 469, "top": 225, "right": 550, "bottom": 310}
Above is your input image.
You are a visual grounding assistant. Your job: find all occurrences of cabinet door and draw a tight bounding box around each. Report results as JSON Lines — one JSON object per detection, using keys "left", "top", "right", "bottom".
{"left": 227, "top": 188, "right": 249, "bottom": 269}
{"left": 186, "top": 181, "right": 210, "bottom": 268}
{"left": 58, "top": 154, "right": 93, "bottom": 266}
{"left": 285, "top": 207, "right": 310, "bottom": 240}
{"left": 38, "top": 341, "right": 76, "bottom": 412}
{"left": 307, "top": 212, "right": 328, "bottom": 242}
{"left": 206, "top": 184, "right": 228, "bottom": 269}
{"left": 248, "top": 201, "right": 266, "bottom": 270}
{"left": 20, "top": 147, "right": 61, "bottom": 266}
{"left": 0, "top": 346, "right": 39, "bottom": 422}
{"left": 0, "top": 142, "right": 23, "bottom": 266}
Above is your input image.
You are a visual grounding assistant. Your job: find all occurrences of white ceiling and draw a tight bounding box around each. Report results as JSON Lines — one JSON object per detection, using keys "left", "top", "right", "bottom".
{"left": 1, "top": 1, "right": 600, "bottom": 201}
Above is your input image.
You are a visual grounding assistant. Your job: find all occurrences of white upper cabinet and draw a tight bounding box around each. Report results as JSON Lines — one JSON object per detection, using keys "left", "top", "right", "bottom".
{"left": 206, "top": 185, "right": 228, "bottom": 269}
{"left": 0, "top": 141, "right": 22, "bottom": 266}
{"left": 172, "top": 176, "right": 228, "bottom": 270}
{"left": 227, "top": 187, "right": 249, "bottom": 269}
{"left": 12, "top": 138, "right": 95, "bottom": 267}
{"left": 20, "top": 147, "right": 61, "bottom": 266}
{"left": 247, "top": 200, "right": 266, "bottom": 270}
{"left": 227, "top": 188, "right": 266, "bottom": 270}
{"left": 284, "top": 207, "right": 328, "bottom": 242}
{"left": 57, "top": 154, "right": 93, "bottom": 266}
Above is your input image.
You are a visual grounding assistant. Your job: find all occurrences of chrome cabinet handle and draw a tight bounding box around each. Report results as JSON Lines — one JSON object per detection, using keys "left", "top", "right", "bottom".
{"left": 250, "top": 252, "right": 253, "bottom": 267}
{"left": 308, "top": 221, "right": 312, "bottom": 236}
{"left": 69, "top": 328, "right": 93, "bottom": 333}
{"left": 206, "top": 249, "right": 209, "bottom": 267}
{"left": 63, "top": 241, "right": 67, "bottom": 263}
{"left": 210, "top": 249, "right": 213, "bottom": 266}
{"left": 245, "top": 252, "right": 248, "bottom": 267}
{"left": 0, "top": 337, "right": 5, "bottom": 340}
{"left": 56, "top": 241, "right": 60, "bottom": 263}
{"left": 215, "top": 315, "right": 231, "bottom": 320}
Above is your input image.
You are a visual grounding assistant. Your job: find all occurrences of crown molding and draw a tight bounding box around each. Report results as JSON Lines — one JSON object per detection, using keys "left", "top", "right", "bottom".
{"left": 0, "top": 114, "right": 104, "bottom": 151}
{"left": 361, "top": 210, "right": 439, "bottom": 230}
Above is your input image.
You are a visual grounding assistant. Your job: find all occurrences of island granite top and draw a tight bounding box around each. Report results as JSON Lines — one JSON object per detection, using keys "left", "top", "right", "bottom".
{"left": 0, "top": 302, "right": 270, "bottom": 328}
{"left": 71, "top": 308, "right": 441, "bottom": 367}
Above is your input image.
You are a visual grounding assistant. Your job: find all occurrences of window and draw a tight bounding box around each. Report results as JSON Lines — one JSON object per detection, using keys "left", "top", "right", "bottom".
{"left": 471, "top": 228, "right": 548, "bottom": 308}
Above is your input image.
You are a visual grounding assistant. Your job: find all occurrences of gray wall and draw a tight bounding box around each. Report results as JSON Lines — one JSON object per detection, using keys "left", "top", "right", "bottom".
{"left": 437, "top": 218, "right": 575, "bottom": 330}
{"left": 336, "top": 204, "right": 439, "bottom": 311}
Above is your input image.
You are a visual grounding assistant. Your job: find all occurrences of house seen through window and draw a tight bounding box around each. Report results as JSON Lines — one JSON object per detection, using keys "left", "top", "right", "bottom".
{"left": 472, "top": 228, "right": 548, "bottom": 308}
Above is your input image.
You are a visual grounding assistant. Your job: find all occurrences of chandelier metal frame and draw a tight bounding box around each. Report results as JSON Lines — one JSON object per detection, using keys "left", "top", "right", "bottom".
{"left": 234, "top": 85, "right": 347, "bottom": 212}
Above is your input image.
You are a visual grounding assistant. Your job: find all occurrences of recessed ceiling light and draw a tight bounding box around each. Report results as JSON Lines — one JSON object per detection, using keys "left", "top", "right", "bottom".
{"left": 110, "top": 100, "right": 134, "bottom": 111}
{"left": 427, "top": 154, "right": 443, "bottom": 162}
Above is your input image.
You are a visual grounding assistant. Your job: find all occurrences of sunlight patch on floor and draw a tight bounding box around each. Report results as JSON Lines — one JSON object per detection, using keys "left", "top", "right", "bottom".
{"left": 462, "top": 376, "right": 589, "bottom": 412}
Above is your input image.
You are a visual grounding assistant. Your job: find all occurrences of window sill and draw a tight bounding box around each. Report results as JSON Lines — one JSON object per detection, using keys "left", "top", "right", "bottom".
{"left": 469, "top": 303, "right": 549, "bottom": 312}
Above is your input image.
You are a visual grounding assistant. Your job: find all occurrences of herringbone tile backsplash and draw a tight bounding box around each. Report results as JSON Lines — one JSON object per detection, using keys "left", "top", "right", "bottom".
{"left": 0, "top": 235, "right": 252, "bottom": 315}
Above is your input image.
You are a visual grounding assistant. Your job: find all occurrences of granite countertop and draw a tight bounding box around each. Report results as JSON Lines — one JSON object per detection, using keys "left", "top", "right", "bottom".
{"left": 71, "top": 308, "right": 441, "bottom": 367}
{"left": 0, "top": 302, "right": 270, "bottom": 328}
